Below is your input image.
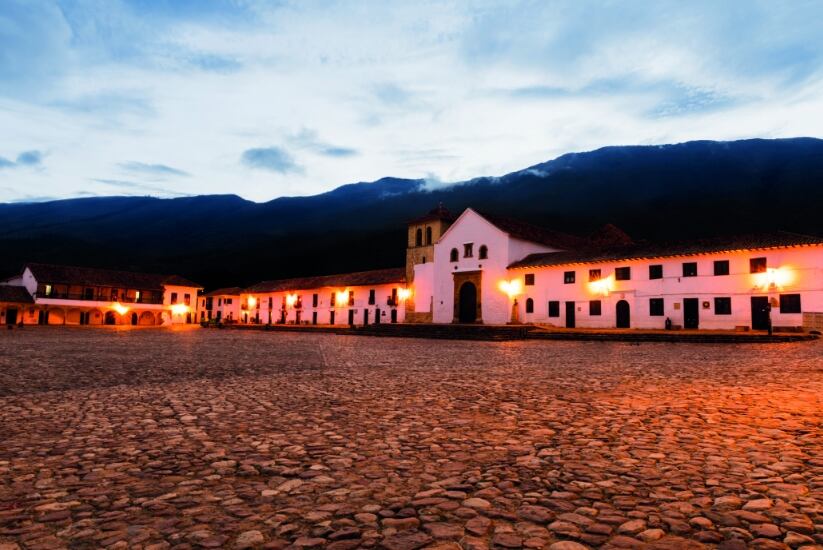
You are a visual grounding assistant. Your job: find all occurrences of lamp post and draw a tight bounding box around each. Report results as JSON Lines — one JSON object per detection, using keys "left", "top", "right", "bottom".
{"left": 498, "top": 280, "right": 522, "bottom": 324}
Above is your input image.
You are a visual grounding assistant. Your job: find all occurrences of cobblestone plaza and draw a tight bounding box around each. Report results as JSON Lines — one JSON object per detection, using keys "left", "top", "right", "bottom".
{"left": 0, "top": 328, "right": 821, "bottom": 549}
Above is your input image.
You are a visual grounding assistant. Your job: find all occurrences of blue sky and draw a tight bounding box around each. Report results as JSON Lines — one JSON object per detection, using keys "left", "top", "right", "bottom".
{"left": 1, "top": 0, "right": 822, "bottom": 203}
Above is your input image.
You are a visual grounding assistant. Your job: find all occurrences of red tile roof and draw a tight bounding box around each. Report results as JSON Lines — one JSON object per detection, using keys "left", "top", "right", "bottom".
{"left": 204, "top": 287, "right": 244, "bottom": 297}
{"left": 245, "top": 267, "right": 406, "bottom": 293}
{"left": 508, "top": 232, "right": 823, "bottom": 269}
{"left": 479, "top": 212, "right": 586, "bottom": 250}
{"left": 24, "top": 263, "right": 202, "bottom": 290}
{"left": 0, "top": 285, "right": 33, "bottom": 304}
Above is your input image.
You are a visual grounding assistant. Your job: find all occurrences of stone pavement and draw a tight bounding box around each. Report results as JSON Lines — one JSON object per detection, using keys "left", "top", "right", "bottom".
{"left": 0, "top": 327, "right": 821, "bottom": 550}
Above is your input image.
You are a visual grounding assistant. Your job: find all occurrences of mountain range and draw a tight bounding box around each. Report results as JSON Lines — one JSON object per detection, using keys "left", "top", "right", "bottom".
{"left": 1, "top": 137, "right": 822, "bottom": 289}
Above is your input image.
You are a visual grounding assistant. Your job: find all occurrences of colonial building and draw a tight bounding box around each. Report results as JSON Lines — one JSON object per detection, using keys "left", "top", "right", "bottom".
{"left": 0, "top": 263, "right": 202, "bottom": 326}
{"left": 412, "top": 208, "right": 823, "bottom": 331}
{"left": 4, "top": 208, "right": 821, "bottom": 333}
{"left": 239, "top": 268, "right": 407, "bottom": 326}
{"left": 199, "top": 287, "right": 243, "bottom": 323}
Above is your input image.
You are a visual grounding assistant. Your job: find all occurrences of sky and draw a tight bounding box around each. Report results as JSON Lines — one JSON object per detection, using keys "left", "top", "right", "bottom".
{"left": 1, "top": 1, "right": 822, "bottom": 203}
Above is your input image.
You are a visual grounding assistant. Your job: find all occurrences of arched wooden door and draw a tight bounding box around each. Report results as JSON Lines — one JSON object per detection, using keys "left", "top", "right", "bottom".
{"left": 616, "top": 300, "right": 630, "bottom": 328}
{"left": 458, "top": 282, "right": 478, "bottom": 323}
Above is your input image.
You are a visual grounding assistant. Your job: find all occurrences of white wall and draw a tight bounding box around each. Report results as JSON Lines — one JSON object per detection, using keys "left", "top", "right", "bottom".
{"left": 413, "top": 263, "right": 434, "bottom": 312}
{"left": 163, "top": 285, "right": 200, "bottom": 324}
{"left": 514, "top": 246, "right": 823, "bottom": 330}
{"left": 241, "top": 282, "right": 406, "bottom": 326}
{"left": 432, "top": 210, "right": 558, "bottom": 324}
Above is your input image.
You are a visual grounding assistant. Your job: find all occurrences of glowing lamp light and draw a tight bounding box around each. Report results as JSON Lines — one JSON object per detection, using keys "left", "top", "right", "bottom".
{"left": 498, "top": 279, "right": 522, "bottom": 298}
{"left": 588, "top": 275, "right": 614, "bottom": 296}
{"left": 336, "top": 290, "right": 348, "bottom": 306}
{"left": 111, "top": 302, "right": 130, "bottom": 315}
{"left": 398, "top": 288, "right": 412, "bottom": 301}
{"left": 285, "top": 293, "right": 298, "bottom": 308}
{"left": 247, "top": 296, "right": 257, "bottom": 309}
{"left": 170, "top": 303, "right": 189, "bottom": 316}
{"left": 754, "top": 267, "right": 793, "bottom": 290}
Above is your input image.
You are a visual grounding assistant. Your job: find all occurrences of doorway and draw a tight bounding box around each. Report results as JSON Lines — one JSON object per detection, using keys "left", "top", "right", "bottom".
{"left": 616, "top": 300, "right": 630, "bottom": 328}
{"left": 329, "top": 310, "right": 335, "bottom": 324}
{"left": 348, "top": 309, "right": 355, "bottom": 325}
{"left": 683, "top": 298, "right": 699, "bottom": 329}
{"left": 104, "top": 311, "right": 117, "bottom": 325}
{"left": 565, "top": 301, "right": 576, "bottom": 328}
{"left": 458, "top": 282, "right": 478, "bottom": 323}
{"left": 375, "top": 308, "right": 381, "bottom": 324}
{"left": 363, "top": 309, "right": 369, "bottom": 325}
{"left": 391, "top": 309, "right": 398, "bottom": 323}
{"left": 6, "top": 308, "right": 17, "bottom": 325}
{"left": 751, "top": 296, "right": 770, "bottom": 330}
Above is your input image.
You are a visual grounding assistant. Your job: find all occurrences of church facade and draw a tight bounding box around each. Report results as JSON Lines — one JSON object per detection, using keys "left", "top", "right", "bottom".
{"left": 411, "top": 207, "right": 823, "bottom": 331}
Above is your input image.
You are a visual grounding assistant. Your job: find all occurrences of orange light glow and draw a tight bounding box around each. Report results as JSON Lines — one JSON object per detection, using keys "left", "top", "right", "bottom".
{"left": 247, "top": 296, "right": 257, "bottom": 309}
{"left": 753, "top": 267, "right": 794, "bottom": 289}
{"left": 170, "top": 303, "right": 189, "bottom": 316}
{"left": 335, "top": 290, "right": 348, "bottom": 306}
{"left": 398, "top": 288, "right": 412, "bottom": 301}
{"left": 588, "top": 275, "right": 614, "bottom": 296}
{"left": 111, "top": 302, "right": 130, "bottom": 315}
{"left": 498, "top": 279, "right": 522, "bottom": 298}
{"left": 285, "top": 293, "right": 298, "bottom": 308}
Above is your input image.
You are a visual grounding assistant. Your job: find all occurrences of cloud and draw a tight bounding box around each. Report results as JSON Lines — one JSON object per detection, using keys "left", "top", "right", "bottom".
{"left": 15, "top": 150, "right": 43, "bottom": 166}
{"left": 0, "top": 150, "right": 45, "bottom": 169}
{"left": 241, "top": 147, "right": 302, "bottom": 173}
{"left": 118, "top": 161, "right": 190, "bottom": 177}
{"left": 2, "top": 1, "right": 823, "bottom": 202}
{"left": 287, "top": 129, "right": 358, "bottom": 158}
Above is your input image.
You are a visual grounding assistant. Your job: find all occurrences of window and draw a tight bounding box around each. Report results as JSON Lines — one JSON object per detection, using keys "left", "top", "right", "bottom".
{"left": 649, "top": 264, "right": 663, "bottom": 280}
{"left": 450, "top": 248, "right": 459, "bottom": 262}
{"left": 45, "top": 284, "right": 52, "bottom": 296}
{"left": 524, "top": 274, "right": 535, "bottom": 286}
{"left": 714, "top": 260, "right": 730, "bottom": 276}
{"left": 779, "top": 294, "right": 801, "bottom": 313}
{"left": 348, "top": 290, "right": 354, "bottom": 306}
{"left": 425, "top": 226, "right": 432, "bottom": 245}
{"left": 415, "top": 228, "right": 422, "bottom": 247}
{"left": 714, "top": 297, "right": 732, "bottom": 315}
{"left": 464, "top": 243, "right": 474, "bottom": 258}
{"left": 589, "top": 269, "right": 602, "bottom": 282}
{"left": 368, "top": 289, "right": 376, "bottom": 305}
{"left": 135, "top": 290, "right": 141, "bottom": 302}
{"left": 615, "top": 267, "right": 631, "bottom": 281}
{"left": 548, "top": 301, "right": 560, "bottom": 317}
{"left": 564, "top": 271, "right": 576, "bottom": 284}
{"left": 330, "top": 292, "right": 336, "bottom": 307}
{"left": 682, "top": 262, "right": 698, "bottom": 277}
{"left": 750, "top": 257, "right": 767, "bottom": 273}
{"left": 312, "top": 293, "right": 319, "bottom": 307}
{"left": 390, "top": 288, "right": 398, "bottom": 306}
{"left": 268, "top": 297, "right": 273, "bottom": 309}
{"left": 171, "top": 292, "right": 178, "bottom": 304}
{"left": 589, "top": 300, "right": 602, "bottom": 316}
{"left": 479, "top": 245, "right": 488, "bottom": 259}
{"left": 184, "top": 293, "right": 191, "bottom": 305}
{"left": 218, "top": 298, "right": 222, "bottom": 306}
{"left": 225, "top": 298, "right": 232, "bottom": 305}
{"left": 526, "top": 298, "right": 534, "bottom": 313}
{"left": 649, "top": 298, "right": 664, "bottom": 316}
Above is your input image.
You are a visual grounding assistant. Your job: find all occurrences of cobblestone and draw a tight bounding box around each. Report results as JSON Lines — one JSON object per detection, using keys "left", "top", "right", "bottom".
{"left": 0, "top": 328, "right": 822, "bottom": 549}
